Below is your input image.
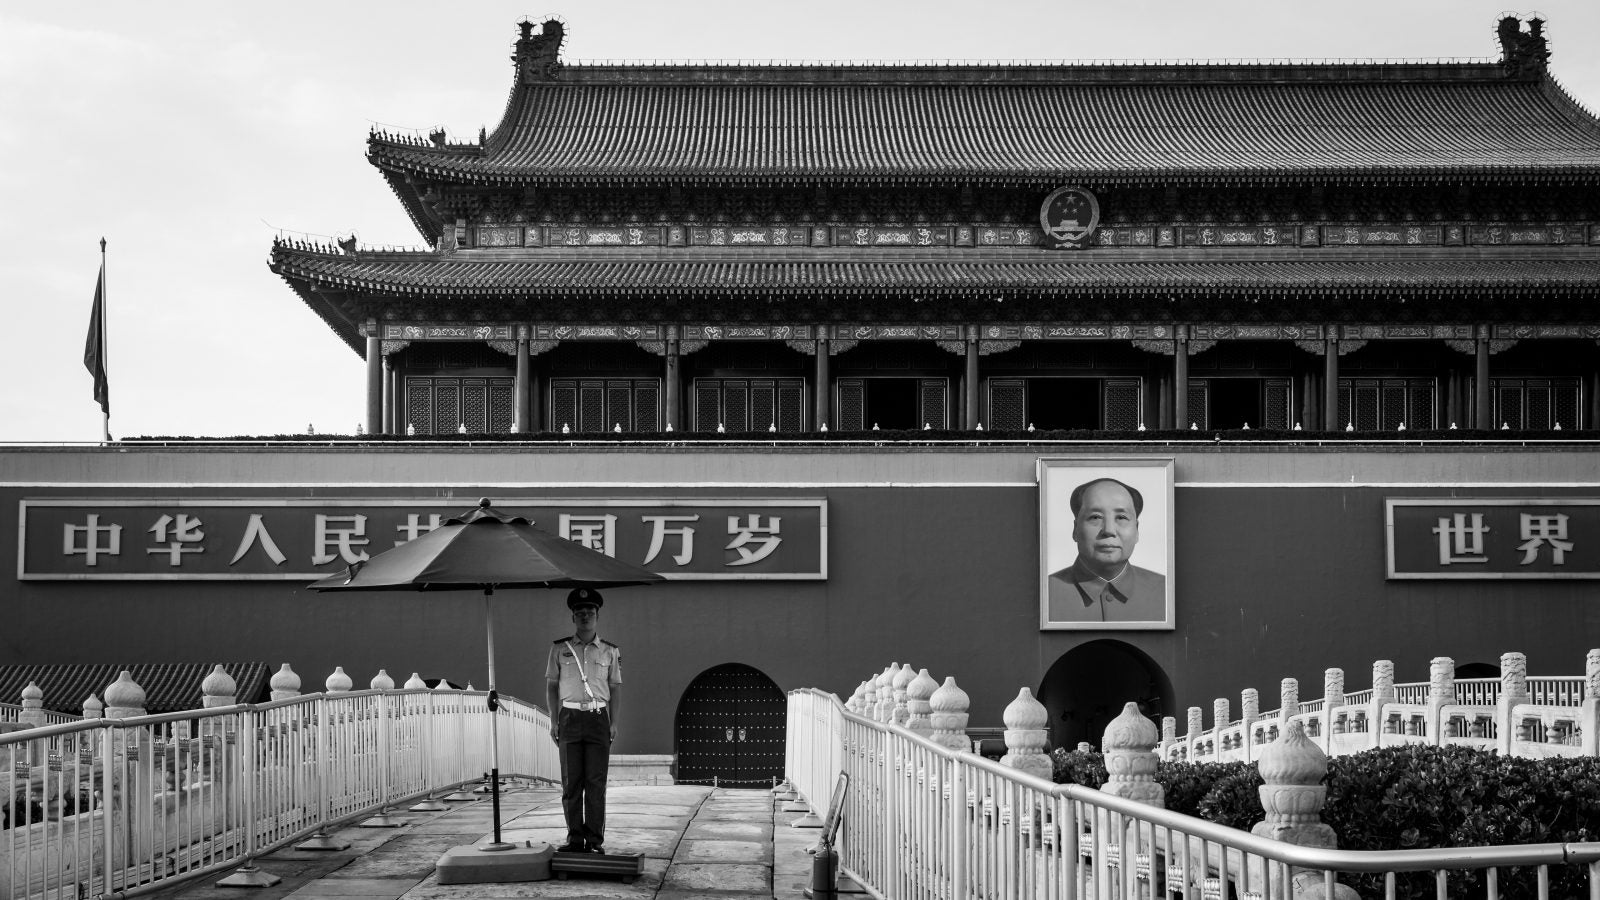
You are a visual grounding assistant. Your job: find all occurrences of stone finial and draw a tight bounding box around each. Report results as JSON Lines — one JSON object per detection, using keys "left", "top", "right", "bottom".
{"left": 82, "top": 694, "right": 104, "bottom": 719}
{"left": 370, "top": 669, "right": 395, "bottom": 691}
{"left": 1429, "top": 657, "right": 1456, "bottom": 705}
{"left": 928, "top": 676, "right": 972, "bottom": 753}
{"left": 999, "top": 688, "right": 1052, "bottom": 780}
{"left": 875, "top": 664, "right": 898, "bottom": 723}
{"left": 1279, "top": 678, "right": 1299, "bottom": 721}
{"left": 905, "top": 668, "right": 938, "bottom": 737}
{"left": 1076, "top": 742, "right": 1093, "bottom": 753}
{"left": 1372, "top": 660, "right": 1395, "bottom": 701}
{"left": 18, "top": 681, "right": 46, "bottom": 727}
{"left": 104, "top": 671, "right": 147, "bottom": 719}
{"left": 1323, "top": 668, "right": 1344, "bottom": 709}
{"left": 1588, "top": 649, "right": 1600, "bottom": 698}
{"left": 270, "top": 663, "right": 302, "bottom": 701}
{"left": 201, "top": 664, "right": 237, "bottom": 708}
{"left": 325, "top": 667, "right": 353, "bottom": 693}
{"left": 845, "top": 680, "right": 866, "bottom": 714}
{"left": 1252, "top": 720, "right": 1358, "bottom": 898}
{"left": 404, "top": 672, "right": 427, "bottom": 690}
{"left": 433, "top": 679, "right": 450, "bottom": 690}
{"left": 1241, "top": 688, "right": 1260, "bottom": 722}
{"left": 1161, "top": 716, "right": 1176, "bottom": 744}
{"left": 892, "top": 663, "right": 916, "bottom": 727}
{"left": 1186, "top": 706, "right": 1202, "bottom": 739}
{"left": 1500, "top": 652, "right": 1528, "bottom": 701}
{"left": 1100, "top": 702, "right": 1164, "bottom": 807}
{"left": 1213, "top": 698, "right": 1230, "bottom": 730}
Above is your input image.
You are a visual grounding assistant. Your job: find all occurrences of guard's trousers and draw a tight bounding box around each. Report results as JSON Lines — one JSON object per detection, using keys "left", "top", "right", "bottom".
{"left": 556, "top": 707, "right": 611, "bottom": 849}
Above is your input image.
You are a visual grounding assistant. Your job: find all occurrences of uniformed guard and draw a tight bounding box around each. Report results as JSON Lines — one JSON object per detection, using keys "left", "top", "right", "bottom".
{"left": 544, "top": 587, "right": 621, "bottom": 854}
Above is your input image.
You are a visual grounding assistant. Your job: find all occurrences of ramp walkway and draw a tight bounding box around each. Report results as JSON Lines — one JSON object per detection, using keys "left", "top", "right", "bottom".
{"left": 147, "top": 785, "right": 820, "bottom": 900}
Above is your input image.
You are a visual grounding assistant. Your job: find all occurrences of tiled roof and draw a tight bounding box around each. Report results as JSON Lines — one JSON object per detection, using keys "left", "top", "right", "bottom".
{"left": 367, "top": 63, "right": 1600, "bottom": 188}
{"left": 273, "top": 246, "right": 1600, "bottom": 299}
{"left": 0, "top": 663, "right": 272, "bottom": 716}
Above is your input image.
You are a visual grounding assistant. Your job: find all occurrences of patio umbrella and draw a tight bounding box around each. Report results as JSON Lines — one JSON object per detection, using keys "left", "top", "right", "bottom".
{"left": 308, "top": 497, "right": 664, "bottom": 849}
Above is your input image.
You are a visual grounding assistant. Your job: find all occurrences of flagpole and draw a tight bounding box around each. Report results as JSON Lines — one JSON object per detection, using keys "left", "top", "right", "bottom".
{"left": 99, "top": 237, "right": 109, "bottom": 442}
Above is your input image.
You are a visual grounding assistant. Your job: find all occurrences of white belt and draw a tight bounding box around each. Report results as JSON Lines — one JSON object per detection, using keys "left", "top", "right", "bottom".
{"left": 563, "top": 700, "right": 607, "bottom": 710}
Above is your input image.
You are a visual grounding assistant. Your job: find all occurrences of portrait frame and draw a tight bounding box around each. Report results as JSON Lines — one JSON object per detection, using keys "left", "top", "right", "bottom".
{"left": 1038, "top": 457, "right": 1175, "bottom": 631}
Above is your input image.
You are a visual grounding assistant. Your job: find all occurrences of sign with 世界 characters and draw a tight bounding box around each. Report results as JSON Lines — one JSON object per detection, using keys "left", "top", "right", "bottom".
{"left": 1386, "top": 498, "right": 1600, "bottom": 579}
{"left": 19, "top": 498, "right": 827, "bottom": 582}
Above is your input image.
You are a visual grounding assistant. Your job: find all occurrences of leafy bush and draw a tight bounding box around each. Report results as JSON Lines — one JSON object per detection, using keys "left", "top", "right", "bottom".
{"left": 1049, "top": 747, "right": 1107, "bottom": 787}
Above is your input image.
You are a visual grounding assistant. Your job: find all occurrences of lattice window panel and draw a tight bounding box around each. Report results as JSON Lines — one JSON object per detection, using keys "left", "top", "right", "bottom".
{"left": 920, "top": 379, "right": 949, "bottom": 429}
{"left": 1351, "top": 380, "right": 1381, "bottom": 431}
{"left": 1104, "top": 379, "right": 1143, "bottom": 431}
{"left": 695, "top": 383, "right": 722, "bottom": 431}
{"left": 836, "top": 380, "right": 866, "bottom": 431}
{"left": 488, "top": 380, "right": 515, "bottom": 433}
{"left": 463, "top": 380, "right": 487, "bottom": 432}
{"left": 1259, "top": 378, "right": 1289, "bottom": 430}
{"left": 551, "top": 383, "right": 577, "bottom": 432}
{"left": 435, "top": 382, "right": 461, "bottom": 433}
{"left": 777, "top": 382, "right": 804, "bottom": 431}
{"left": 751, "top": 381, "right": 777, "bottom": 431}
{"left": 724, "top": 382, "right": 750, "bottom": 431}
{"left": 1186, "top": 382, "right": 1209, "bottom": 429}
{"left": 406, "top": 379, "right": 433, "bottom": 435}
{"left": 579, "top": 382, "right": 606, "bottom": 433}
{"left": 1493, "top": 378, "right": 1581, "bottom": 430}
{"left": 606, "top": 383, "right": 633, "bottom": 431}
{"left": 1380, "top": 383, "right": 1406, "bottom": 430}
{"left": 988, "top": 380, "right": 1026, "bottom": 431}
{"left": 1337, "top": 378, "right": 1436, "bottom": 431}
{"left": 634, "top": 382, "right": 661, "bottom": 432}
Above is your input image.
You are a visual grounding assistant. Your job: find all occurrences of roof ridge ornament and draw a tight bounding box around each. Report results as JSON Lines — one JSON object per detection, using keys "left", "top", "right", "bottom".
{"left": 516, "top": 18, "right": 565, "bottom": 82}
{"left": 1497, "top": 15, "right": 1549, "bottom": 78}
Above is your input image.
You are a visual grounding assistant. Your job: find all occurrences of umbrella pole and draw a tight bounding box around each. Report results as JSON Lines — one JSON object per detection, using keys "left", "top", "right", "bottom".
{"left": 483, "top": 587, "right": 512, "bottom": 851}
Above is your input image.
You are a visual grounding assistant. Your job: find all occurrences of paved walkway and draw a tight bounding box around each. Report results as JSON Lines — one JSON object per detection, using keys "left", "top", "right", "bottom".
{"left": 154, "top": 784, "right": 824, "bottom": 900}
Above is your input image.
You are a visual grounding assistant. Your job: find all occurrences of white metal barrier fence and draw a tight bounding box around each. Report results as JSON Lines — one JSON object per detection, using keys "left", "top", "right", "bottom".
{"left": 1, "top": 688, "right": 557, "bottom": 900}
{"left": 787, "top": 688, "right": 1600, "bottom": 900}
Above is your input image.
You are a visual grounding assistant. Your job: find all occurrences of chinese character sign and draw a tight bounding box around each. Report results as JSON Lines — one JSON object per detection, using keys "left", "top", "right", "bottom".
{"left": 21, "top": 498, "right": 826, "bottom": 581}
{"left": 1387, "top": 499, "right": 1600, "bottom": 579}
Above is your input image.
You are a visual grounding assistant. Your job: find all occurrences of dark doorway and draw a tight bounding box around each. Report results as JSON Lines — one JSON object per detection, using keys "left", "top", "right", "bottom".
{"left": 1038, "top": 641, "right": 1173, "bottom": 752}
{"left": 1208, "top": 379, "right": 1264, "bottom": 430}
{"left": 1029, "top": 379, "right": 1102, "bottom": 430}
{"left": 864, "top": 378, "right": 920, "bottom": 429}
{"left": 674, "top": 663, "right": 786, "bottom": 788}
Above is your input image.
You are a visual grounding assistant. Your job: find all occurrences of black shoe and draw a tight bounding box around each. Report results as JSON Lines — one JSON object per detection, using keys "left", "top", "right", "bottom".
{"left": 556, "top": 841, "right": 586, "bottom": 853}
{"left": 588, "top": 845, "right": 604, "bottom": 855}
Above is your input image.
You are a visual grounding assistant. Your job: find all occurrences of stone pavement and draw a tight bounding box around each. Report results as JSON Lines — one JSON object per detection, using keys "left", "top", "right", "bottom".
{"left": 152, "top": 784, "right": 825, "bottom": 900}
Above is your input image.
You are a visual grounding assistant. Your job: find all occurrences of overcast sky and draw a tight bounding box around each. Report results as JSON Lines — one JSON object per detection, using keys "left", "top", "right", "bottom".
{"left": 4, "top": 1, "right": 1597, "bottom": 442}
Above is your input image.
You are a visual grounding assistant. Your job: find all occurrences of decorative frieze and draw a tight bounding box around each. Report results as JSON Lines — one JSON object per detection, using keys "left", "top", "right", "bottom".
{"left": 1179, "top": 225, "right": 1299, "bottom": 248}
{"left": 383, "top": 324, "right": 514, "bottom": 342}
{"left": 683, "top": 324, "right": 814, "bottom": 341}
{"left": 692, "top": 226, "right": 812, "bottom": 247}
{"left": 531, "top": 324, "right": 662, "bottom": 340}
{"left": 830, "top": 324, "right": 962, "bottom": 341}
{"left": 1342, "top": 325, "right": 1472, "bottom": 341}
{"left": 1494, "top": 324, "right": 1600, "bottom": 340}
{"left": 544, "top": 226, "right": 663, "bottom": 247}
{"left": 1191, "top": 324, "right": 1322, "bottom": 341}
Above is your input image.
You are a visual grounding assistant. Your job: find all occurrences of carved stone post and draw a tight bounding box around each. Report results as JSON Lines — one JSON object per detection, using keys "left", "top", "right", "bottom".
{"left": 929, "top": 677, "right": 972, "bottom": 753}
{"left": 906, "top": 669, "right": 938, "bottom": 738}
{"left": 1241, "top": 689, "right": 1260, "bottom": 761}
{"left": 270, "top": 664, "right": 302, "bottom": 701}
{"left": 18, "top": 681, "right": 46, "bottom": 728}
{"left": 1161, "top": 716, "right": 1176, "bottom": 756}
{"left": 370, "top": 670, "right": 396, "bottom": 691}
{"left": 82, "top": 694, "right": 104, "bottom": 720}
{"left": 1370, "top": 660, "right": 1394, "bottom": 748}
{"left": 104, "top": 671, "right": 147, "bottom": 719}
{"left": 845, "top": 680, "right": 866, "bottom": 715}
{"left": 892, "top": 663, "right": 916, "bottom": 727}
{"left": 1000, "top": 688, "right": 1052, "bottom": 780}
{"left": 1496, "top": 652, "right": 1528, "bottom": 755}
{"left": 1213, "top": 698, "right": 1230, "bottom": 753}
{"left": 1279, "top": 677, "right": 1299, "bottom": 725}
{"left": 1252, "top": 720, "right": 1359, "bottom": 899}
{"left": 879, "top": 667, "right": 896, "bottom": 723}
{"left": 202, "top": 665, "right": 237, "bottom": 708}
{"left": 1426, "top": 657, "right": 1455, "bottom": 744}
{"left": 1323, "top": 668, "right": 1345, "bottom": 745}
{"left": 1185, "top": 706, "right": 1203, "bottom": 760}
{"left": 326, "top": 667, "right": 354, "bottom": 694}
{"left": 1101, "top": 701, "right": 1163, "bottom": 807}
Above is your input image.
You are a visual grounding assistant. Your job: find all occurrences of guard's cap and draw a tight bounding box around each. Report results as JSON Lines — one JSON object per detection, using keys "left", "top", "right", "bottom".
{"left": 567, "top": 588, "right": 603, "bottom": 610}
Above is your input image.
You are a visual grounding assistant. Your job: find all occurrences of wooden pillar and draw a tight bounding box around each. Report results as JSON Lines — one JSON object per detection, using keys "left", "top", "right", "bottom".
{"left": 364, "top": 324, "right": 382, "bottom": 436}
{"left": 665, "top": 328, "right": 681, "bottom": 431}
{"left": 380, "top": 353, "right": 393, "bottom": 436}
{"left": 964, "top": 326, "right": 980, "bottom": 429}
{"left": 1323, "top": 331, "right": 1340, "bottom": 431}
{"left": 1475, "top": 326, "right": 1492, "bottom": 429}
{"left": 1173, "top": 325, "right": 1189, "bottom": 429}
{"left": 514, "top": 328, "right": 531, "bottom": 433}
{"left": 815, "top": 334, "right": 830, "bottom": 430}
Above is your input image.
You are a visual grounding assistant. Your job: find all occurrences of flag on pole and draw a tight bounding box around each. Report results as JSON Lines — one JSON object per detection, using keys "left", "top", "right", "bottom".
{"left": 84, "top": 247, "right": 109, "bottom": 415}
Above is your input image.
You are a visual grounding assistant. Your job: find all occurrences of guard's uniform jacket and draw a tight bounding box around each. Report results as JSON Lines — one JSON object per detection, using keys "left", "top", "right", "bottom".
{"left": 546, "top": 635, "right": 622, "bottom": 706}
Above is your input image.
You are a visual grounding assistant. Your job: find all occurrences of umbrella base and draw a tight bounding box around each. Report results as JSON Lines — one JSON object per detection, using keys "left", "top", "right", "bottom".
{"left": 435, "top": 843, "right": 553, "bottom": 884}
